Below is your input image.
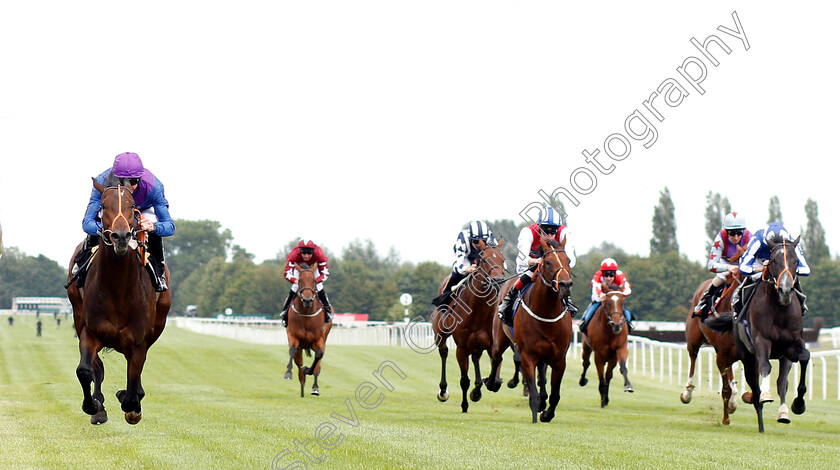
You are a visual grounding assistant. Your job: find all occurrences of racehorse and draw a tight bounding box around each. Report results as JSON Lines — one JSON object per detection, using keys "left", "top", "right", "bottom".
{"left": 431, "top": 240, "right": 506, "bottom": 412}
{"left": 482, "top": 282, "right": 525, "bottom": 396}
{"left": 680, "top": 277, "right": 740, "bottom": 425}
{"left": 284, "top": 264, "right": 332, "bottom": 397}
{"left": 513, "top": 237, "right": 574, "bottom": 423}
{"left": 705, "top": 234, "right": 809, "bottom": 432}
{"left": 66, "top": 179, "right": 170, "bottom": 425}
{"left": 579, "top": 284, "right": 633, "bottom": 407}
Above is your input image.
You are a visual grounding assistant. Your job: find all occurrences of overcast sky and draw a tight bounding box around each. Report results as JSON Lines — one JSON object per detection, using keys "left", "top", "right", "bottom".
{"left": 1, "top": 2, "right": 837, "bottom": 271}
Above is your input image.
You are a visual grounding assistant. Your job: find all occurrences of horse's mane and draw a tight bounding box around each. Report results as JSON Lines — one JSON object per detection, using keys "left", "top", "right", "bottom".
{"left": 545, "top": 239, "right": 560, "bottom": 249}
{"left": 104, "top": 171, "right": 121, "bottom": 187}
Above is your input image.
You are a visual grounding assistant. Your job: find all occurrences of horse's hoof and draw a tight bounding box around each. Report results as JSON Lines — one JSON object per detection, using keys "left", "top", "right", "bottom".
{"left": 539, "top": 411, "right": 554, "bottom": 423}
{"left": 727, "top": 402, "right": 737, "bottom": 414}
{"left": 506, "top": 379, "right": 519, "bottom": 389}
{"left": 283, "top": 372, "right": 292, "bottom": 380}
{"left": 437, "top": 391, "right": 449, "bottom": 402}
{"left": 792, "top": 397, "right": 806, "bottom": 415}
{"left": 91, "top": 410, "right": 108, "bottom": 425}
{"left": 82, "top": 398, "right": 99, "bottom": 416}
{"left": 124, "top": 411, "right": 142, "bottom": 425}
{"left": 759, "top": 391, "right": 774, "bottom": 403}
{"left": 470, "top": 388, "right": 482, "bottom": 402}
{"left": 680, "top": 391, "right": 692, "bottom": 404}
{"left": 777, "top": 411, "right": 790, "bottom": 424}
{"left": 742, "top": 391, "right": 753, "bottom": 403}
{"left": 311, "top": 389, "right": 320, "bottom": 396}
{"left": 579, "top": 377, "right": 588, "bottom": 387}
{"left": 301, "top": 366, "right": 310, "bottom": 375}
{"left": 722, "top": 417, "right": 730, "bottom": 426}
{"left": 624, "top": 386, "right": 634, "bottom": 393}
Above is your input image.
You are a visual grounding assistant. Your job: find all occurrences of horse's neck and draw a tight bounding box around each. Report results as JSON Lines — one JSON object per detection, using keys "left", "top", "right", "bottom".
{"left": 92, "top": 247, "right": 145, "bottom": 289}
{"left": 526, "top": 281, "right": 562, "bottom": 314}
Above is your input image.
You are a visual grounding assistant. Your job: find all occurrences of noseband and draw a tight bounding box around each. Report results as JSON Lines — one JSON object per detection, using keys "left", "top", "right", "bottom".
{"left": 764, "top": 241, "right": 796, "bottom": 292}
{"left": 602, "top": 291, "right": 626, "bottom": 328}
{"left": 99, "top": 186, "right": 140, "bottom": 247}
{"left": 538, "top": 249, "right": 572, "bottom": 294}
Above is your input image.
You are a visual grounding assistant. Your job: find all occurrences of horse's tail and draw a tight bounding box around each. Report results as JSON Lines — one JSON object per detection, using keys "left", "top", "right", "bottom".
{"left": 304, "top": 348, "right": 313, "bottom": 358}
{"left": 702, "top": 312, "right": 734, "bottom": 333}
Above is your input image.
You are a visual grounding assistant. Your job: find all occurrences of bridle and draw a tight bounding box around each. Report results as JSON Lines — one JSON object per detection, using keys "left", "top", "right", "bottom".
{"left": 292, "top": 267, "right": 323, "bottom": 317}
{"left": 475, "top": 244, "right": 507, "bottom": 290}
{"left": 538, "top": 249, "right": 573, "bottom": 294}
{"left": 98, "top": 186, "right": 140, "bottom": 247}
{"left": 764, "top": 241, "right": 797, "bottom": 293}
{"left": 602, "top": 290, "right": 626, "bottom": 329}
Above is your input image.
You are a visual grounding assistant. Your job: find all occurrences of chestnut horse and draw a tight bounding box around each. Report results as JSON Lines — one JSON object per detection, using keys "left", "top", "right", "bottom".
{"left": 67, "top": 179, "right": 170, "bottom": 425}
{"left": 705, "top": 235, "right": 809, "bottom": 432}
{"left": 284, "top": 264, "right": 332, "bottom": 397}
{"left": 680, "top": 277, "right": 740, "bottom": 425}
{"left": 579, "top": 284, "right": 633, "bottom": 407}
{"left": 431, "top": 240, "right": 506, "bottom": 412}
{"left": 513, "top": 238, "right": 573, "bottom": 423}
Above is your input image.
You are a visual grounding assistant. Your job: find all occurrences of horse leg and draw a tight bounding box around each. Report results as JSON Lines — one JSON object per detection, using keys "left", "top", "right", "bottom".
{"left": 90, "top": 354, "right": 108, "bottom": 425}
{"left": 302, "top": 348, "right": 324, "bottom": 376}
{"left": 537, "top": 363, "right": 548, "bottom": 413}
{"left": 791, "top": 346, "right": 809, "bottom": 415}
{"left": 76, "top": 329, "right": 102, "bottom": 419}
{"left": 482, "top": 347, "right": 503, "bottom": 393}
{"left": 509, "top": 343, "right": 524, "bottom": 393}
{"left": 741, "top": 354, "right": 765, "bottom": 433}
{"left": 295, "top": 349, "right": 305, "bottom": 398}
{"left": 598, "top": 357, "right": 613, "bottom": 408}
{"left": 620, "top": 346, "right": 633, "bottom": 393}
{"left": 715, "top": 355, "right": 733, "bottom": 425}
{"left": 311, "top": 354, "right": 323, "bottom": 396}
{"left": 540, "top": 358, "right": 566, "bottom": 423}
{"left": 437, "top": 341, "right": 450, "bottom": 402}
{"left": 470, "top": 351, "right": 483, "bottom": 402}
{"left": 284, "top": 345, "right": 298, "bottom": 380}
{"left": 754, "top": 337, "right": 775, "bottom": 403}
{"left": 520, "top": 354, "right": 540, "bottom": 423}
{"left": 727, "top": 362, "right": 739, "bottom": 414}
{"left": 117, "top": 346, "right": 147, "bottom": 425}
{"left": 455, "top": 347, "right": 470, "bottom": 413}
{"left": 776, "top": 358, "right": 792, "bottom": 424}
{"left": 680, "top": 344, "right": 699, "bottom": 404}
{"left": 579, "top": 343, "right": 591, "bottom": 387}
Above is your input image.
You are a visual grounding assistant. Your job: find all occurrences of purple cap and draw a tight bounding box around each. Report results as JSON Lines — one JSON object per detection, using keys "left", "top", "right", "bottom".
{"left": 112, "top": 152, "right": 145, "bottom": 178}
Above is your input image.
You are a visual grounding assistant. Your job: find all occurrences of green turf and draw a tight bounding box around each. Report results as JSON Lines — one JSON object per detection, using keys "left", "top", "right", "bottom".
{"left": 1, "top": 315, "right": 839, "bottom": 469}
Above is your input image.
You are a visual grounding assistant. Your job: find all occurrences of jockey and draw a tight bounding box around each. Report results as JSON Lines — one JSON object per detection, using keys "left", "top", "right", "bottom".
{"left": 733, "top": 222, "right": 810, "bottom": 315}
{"left": 578, "top": 258, "right": 633, "bottom": 334}
{"left": 431, "top": 221, "right": 498, "bottom": 308}
{"left": 497, "top": 206, "right": 577, "bottom": 326}
{"left": 280, "top": 240, "right": 332, "bottom": 326}
{"left": 72, "top": 152, "right": 174, "bottom": 292}
{"left": 694, "top": 212, "right": 752, "bottom": 319}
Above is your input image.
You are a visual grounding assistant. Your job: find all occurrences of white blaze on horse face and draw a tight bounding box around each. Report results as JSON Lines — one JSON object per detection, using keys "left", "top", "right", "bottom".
{"left": 611, "top": 295, "right": 619, "bottom": 304}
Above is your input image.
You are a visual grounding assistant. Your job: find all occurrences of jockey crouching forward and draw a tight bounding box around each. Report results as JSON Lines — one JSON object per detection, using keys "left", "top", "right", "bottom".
{"left": 497, "top": 207, "right": 577, "bottom": 329}
{"left": 694, "top": 212, "right": 751, "bottom": 319}
{"left": 71, "top": 152, "right": 174, "bottom": 292}
{"left": 578, "top": 258, "right": 633, "bottom": 335}
{"left": 732, "top": 222, "right": 810, "bottom": 317}
{"left": 431, "top": 221, "right": 498, "bottom": 309}
{"left": 280, "top": 240, "right": 333, "bottom": 326}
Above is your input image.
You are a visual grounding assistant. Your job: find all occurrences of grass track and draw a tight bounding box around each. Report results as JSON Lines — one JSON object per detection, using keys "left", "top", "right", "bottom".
{"left": 1, "top": 315, "right": 839, "bottom": 469}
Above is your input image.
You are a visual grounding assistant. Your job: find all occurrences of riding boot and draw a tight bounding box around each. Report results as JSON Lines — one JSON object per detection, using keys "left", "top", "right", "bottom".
{"left": 694, "top": 283, "right": 724, "bottom": 319}
{"left": 71, "top": 234, "right": 100, "bottom": 289}
{"left": 497, "top": 284, "right": 521, "bottom": 326}
{"left": 793, "top": 278, "right": 808, "bottom": 316}
{"left": 432, "top": 272, "right": 466, "bottom": 308}
{"left": 147, "top": 234, "right": 168, "bottom": 292}
{"left": 317, "top": 289, "right": 333, "bottom": 323}
{"left": 280, "top": 289, "right": 296, "bottom": 327}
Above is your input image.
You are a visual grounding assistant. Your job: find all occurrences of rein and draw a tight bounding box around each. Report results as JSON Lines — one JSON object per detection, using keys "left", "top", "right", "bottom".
{"left": 764, "top": 241, "right": 797, "bottom": 291}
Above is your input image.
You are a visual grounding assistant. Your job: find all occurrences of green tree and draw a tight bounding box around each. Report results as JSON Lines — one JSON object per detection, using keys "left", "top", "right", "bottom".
{"left": 650, "top": 187, "right": 679, "bottom": 255}
{"left": 802, "top": 258, "right": 840, "bottom": 327}
{"left": 0, "top": 222, "right": 4, "bottom": 259}
{"left": 0, "top": 247, "right": 66, "bottom": 308}
{"left": 767, "top": 195, "right": 783, "bottom": 224}
{"left": 398, "top": 261, "right": 450, "bottom": 319}
{"left": 704, "top": 192, "right": 730, "bottom": 253}
{"left": 621, "top": 252, "right": 708, "bottom": 322}
{"left": 166, "top": 220, "right": 233, "bottom": 310}
{"left": 802, "top": 199, "right": 829, "bottom": 264}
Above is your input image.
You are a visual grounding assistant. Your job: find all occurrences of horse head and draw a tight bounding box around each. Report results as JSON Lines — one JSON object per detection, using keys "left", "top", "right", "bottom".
{"left": 537, "top": 237, "right": 573, "bottom": 299}
{"left": 766, "top": 234, "right": 800, "bottom": 307}
{"left": 295, "top": 263, "right": 319, "bottom": 311}
{"left": 475, "top": 239, "right": 506, "bottom": 289}
{"left": 600, "top": 283, "right": 626, "bottom": 334}
{"left": 93, "top": 178, "right": 137, "bottom": 256}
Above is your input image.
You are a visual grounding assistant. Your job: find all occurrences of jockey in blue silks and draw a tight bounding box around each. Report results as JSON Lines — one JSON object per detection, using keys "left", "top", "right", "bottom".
{"left": 732, "top": 221, "right": 810, "bottom": 315}
{"left": 73, "top": 152, "right": 175, "bottom": 292}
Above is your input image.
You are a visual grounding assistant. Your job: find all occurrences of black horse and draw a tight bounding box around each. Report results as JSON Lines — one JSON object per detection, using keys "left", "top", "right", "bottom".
{"left": 705, "top": 234, "right": 809, "bottom": 433}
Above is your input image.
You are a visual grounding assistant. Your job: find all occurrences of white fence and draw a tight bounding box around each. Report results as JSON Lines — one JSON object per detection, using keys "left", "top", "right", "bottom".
{"left": 173, "top": 318, "right": 840, "bottom": 400}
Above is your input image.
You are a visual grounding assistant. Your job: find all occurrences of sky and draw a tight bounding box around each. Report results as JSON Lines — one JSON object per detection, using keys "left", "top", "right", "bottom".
{"left": 1, "top": 2, "right": 838, "bottom": 271}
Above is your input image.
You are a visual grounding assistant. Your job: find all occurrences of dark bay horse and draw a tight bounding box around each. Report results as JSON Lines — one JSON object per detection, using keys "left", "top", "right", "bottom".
{"left": 431, "top": 240, "right": 506, "bottom": 412}
{"left": 482, "top": 280, "right": 525, "bottom": 395}
{"left": 513, "top": 238, "right": 573, "bottom": 423}
{"left": 284, "top": 264, "right": 332, "bottom": 397}
{"left": 705, "top": 235, "right": 809, "bottom": 432}
{"left": 579, "top": 284, "right": 633, "bottom": 407}
{"left": 67, "top": 179, "right": 170, "bottom": 425}
{"left": 680, "top": 277, "right": 740, "bottom": 425}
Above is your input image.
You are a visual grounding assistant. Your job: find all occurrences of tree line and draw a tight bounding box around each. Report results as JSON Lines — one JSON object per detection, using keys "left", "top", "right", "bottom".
{"left": 0, "top": 191, "right": 837, "bottom": 327}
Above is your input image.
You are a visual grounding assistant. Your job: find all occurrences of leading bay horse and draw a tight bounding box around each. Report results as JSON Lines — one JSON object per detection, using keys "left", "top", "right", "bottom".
{"left": 431, "top": 240, "right": 506, "bottom": 412}
{"left": 514, "top": 237, "right": 573, "bottom": 423}
{"left": 579, "top": 284, "right": 633, "bottom": 408}
{"left": 705, "top": 234, "right": 809, "bottom": 432}
{"left": 67, "top": 179, "right": 170, "bottom": 425}
{"left": 284, "top": 264, "right": 332, "bottom": 397}
{"left": 680, "top": 276, "right": 740, "bottom": 425}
